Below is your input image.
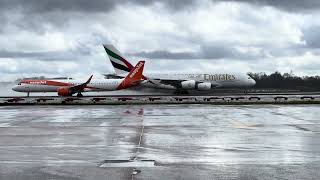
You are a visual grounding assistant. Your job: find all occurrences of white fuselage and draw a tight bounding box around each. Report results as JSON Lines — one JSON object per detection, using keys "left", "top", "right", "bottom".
{"left": 12, "top": 78, "right": 125, "bottom": 93}
{"left": 113, "top": 72, "right": 256, "bottom": 90}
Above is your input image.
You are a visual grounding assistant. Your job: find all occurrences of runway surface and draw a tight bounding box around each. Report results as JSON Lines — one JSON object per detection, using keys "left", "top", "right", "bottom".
{"left": 0, "top": 104, "right": 320, "bottom": 179}
{"left": 2, "top": 94, "right": 320, "bottom": 105}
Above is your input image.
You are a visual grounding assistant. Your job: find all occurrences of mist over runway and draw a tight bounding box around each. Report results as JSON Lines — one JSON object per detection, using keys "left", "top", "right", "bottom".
{"left": 0, "top": 104, "right": 319, "bottom": 179}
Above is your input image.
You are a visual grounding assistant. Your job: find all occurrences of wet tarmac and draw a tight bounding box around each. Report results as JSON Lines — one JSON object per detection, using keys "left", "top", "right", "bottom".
{"left": 0, "top": 104, "right": 320, "bottom": 179}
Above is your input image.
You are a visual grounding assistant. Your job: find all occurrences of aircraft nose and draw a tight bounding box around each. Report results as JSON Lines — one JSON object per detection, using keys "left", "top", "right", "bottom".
{"left": 250, "top": 79, "right": 256, "bottom": 86}
{"left": 12, "top": 85, "right": 20, "bottom": 91}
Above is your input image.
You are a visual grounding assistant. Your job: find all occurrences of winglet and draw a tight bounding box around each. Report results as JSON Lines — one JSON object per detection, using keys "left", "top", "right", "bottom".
{"left": 85, "top": 75, "right": 93, "bottom": 85}
{"left": 69, "top": 75, "right": 93, "bottom": 94}
{"left": 117, "top": 61, "right": 145, "bottom": 90}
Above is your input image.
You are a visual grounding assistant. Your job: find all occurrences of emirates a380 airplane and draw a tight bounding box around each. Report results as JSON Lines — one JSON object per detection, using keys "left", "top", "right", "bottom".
{"left": 12, "top": 61, "right": 145, "bottom": 97}
{"left": 103, "top": 44, "right": 256, "bottom": 94}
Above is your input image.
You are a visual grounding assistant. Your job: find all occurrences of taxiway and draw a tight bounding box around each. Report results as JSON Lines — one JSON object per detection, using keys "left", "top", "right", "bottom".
{"left": 0, "top": 104, "right": 319, "bottom": 179}
{"left": 1, "top": 94, "right": 320, "bottom": 105}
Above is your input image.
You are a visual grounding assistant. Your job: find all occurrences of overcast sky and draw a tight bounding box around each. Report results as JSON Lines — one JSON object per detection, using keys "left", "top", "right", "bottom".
{"left": 1, "top": 0, "right": 320, "bottom": 81}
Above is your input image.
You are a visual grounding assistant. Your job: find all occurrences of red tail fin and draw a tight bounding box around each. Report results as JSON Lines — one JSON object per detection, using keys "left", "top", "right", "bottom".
{"left": 117, "top": 61, "right": 145, "bottom": 90}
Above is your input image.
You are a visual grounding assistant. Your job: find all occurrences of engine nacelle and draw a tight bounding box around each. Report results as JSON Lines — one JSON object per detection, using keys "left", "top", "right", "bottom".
{"left": 197, "top": 82, "right": 212, "bottom": 91}
{"left": 181, "top": 80, "right": 196, "bottom": 89}
{"left": 57, "top": 87, "right": 72, "bottom": 96}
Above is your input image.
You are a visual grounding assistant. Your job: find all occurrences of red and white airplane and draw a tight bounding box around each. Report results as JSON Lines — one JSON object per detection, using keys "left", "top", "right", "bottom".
{"left": 12, "top": 61, "right": 145, "bottom": 97}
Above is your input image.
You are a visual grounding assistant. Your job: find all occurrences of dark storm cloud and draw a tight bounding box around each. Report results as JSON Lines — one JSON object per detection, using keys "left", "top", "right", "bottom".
{"left": 131, "top": 44, "right": 267, "bottom": 60}
{"left": 0, "top": 0, "right": 318, "bottom": 33}
{"left": 0, "top": 0, "right": 318, "bottom": 25}
{"left": 0, "top": 0, "right": 117, "bottom": 32}
{"left": 0, "top": 0, "right": 195, "bottom": 33}
{"left": 3, "top": 0, "right": 317, "bottom": 13}
{"left": 0, "top": 0, "right": 115, "bottom": 13}
{"left": 0, "top": 0, "right": 194, "bottom": 14}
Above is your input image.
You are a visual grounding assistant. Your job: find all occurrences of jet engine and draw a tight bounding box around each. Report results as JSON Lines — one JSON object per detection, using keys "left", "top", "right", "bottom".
{"left": 197, "top": 82, "right": 212, "bottom": 91}
{"left": 181, "top": 80, "right": 196, "bottom": 89}
{"left": 57, "top": 87, "right": 72, "bottom": 96}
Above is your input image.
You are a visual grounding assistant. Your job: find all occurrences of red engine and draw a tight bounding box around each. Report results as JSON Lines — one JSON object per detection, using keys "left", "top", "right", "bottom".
{"left": 57, "top": 87, "right": 72, "bottom": 96}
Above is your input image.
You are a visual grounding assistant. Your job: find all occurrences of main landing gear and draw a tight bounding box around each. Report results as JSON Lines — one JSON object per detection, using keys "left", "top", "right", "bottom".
{"left": 76, "top": 92, "right": 83, "bottom": 97}
{"left": 174, "top": 89, "right": 189, "bottom": 95}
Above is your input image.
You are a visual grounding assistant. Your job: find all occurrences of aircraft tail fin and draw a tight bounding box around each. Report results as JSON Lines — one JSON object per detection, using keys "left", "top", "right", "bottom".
{"left": 117, "top": 61, "right": 145, "bottom": 90}
{"left": 103, "top": 44, "right": 134, "bottom": 75}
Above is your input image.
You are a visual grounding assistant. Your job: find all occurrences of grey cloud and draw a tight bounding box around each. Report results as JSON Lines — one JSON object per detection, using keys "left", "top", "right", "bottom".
{"left": 0, "top": 0, "right": 318, "bottom": 28}
{"left": 0, "top": 50, "right": 71, "bottom": 61}
{"left": 0, "top": 0, "right": 116, "bottom": 13}
{"left": 130, "top": 51, "right": 197, "bottom": 59}
{"left": 12, "top": 0, "right": 320, "bottom": 13}
{"left": 0, "top": 0, "right": 195, "bottom": 33}
{"left": 0, "top": 0, "right": 194, "bottom": 14}
{"left": 0, "top": 45, "right": 91, "bottom": 61}
{"left": 0, "top": 0, "right": 320, "bottom": 81}
{"left": 302, "top": 26, "right": 320, "bottom": 49}
{"left": 0, "top": 0, "right": 318, "bottom": 34}
{"left": 200, "top": 45, "right": 241, "bottom": 59}
{"left": 131, "top": 44, "right": 268, "bottom": 60}
{"left": 129, "top": 0, "right": 195, "bottom": 10}
{"left": 217, "top": 0, "right": 320, "bottom": 12}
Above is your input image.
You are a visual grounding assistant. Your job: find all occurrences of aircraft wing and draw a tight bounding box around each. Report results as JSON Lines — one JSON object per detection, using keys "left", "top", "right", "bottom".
{"left": 147, "top": 79, "right": 221, "bottom": 89}
{"left": 104, "top": 74, "right": 221, "bottom": 89}
{"left": 69, "top": 75, "right": 93, "bottom": 93}
{"left": 103, "top": 74, "right": 124, "bottom": 79}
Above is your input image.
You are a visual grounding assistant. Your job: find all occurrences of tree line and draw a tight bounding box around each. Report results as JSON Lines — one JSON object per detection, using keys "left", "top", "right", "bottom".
{"left": 249, "top": 72, "right": 320, "bottom": 90}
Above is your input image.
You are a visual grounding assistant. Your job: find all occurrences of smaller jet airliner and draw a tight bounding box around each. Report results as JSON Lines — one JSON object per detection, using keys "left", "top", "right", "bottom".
{"left": 12, "top": 61, "right": 145, "bottom": 97}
